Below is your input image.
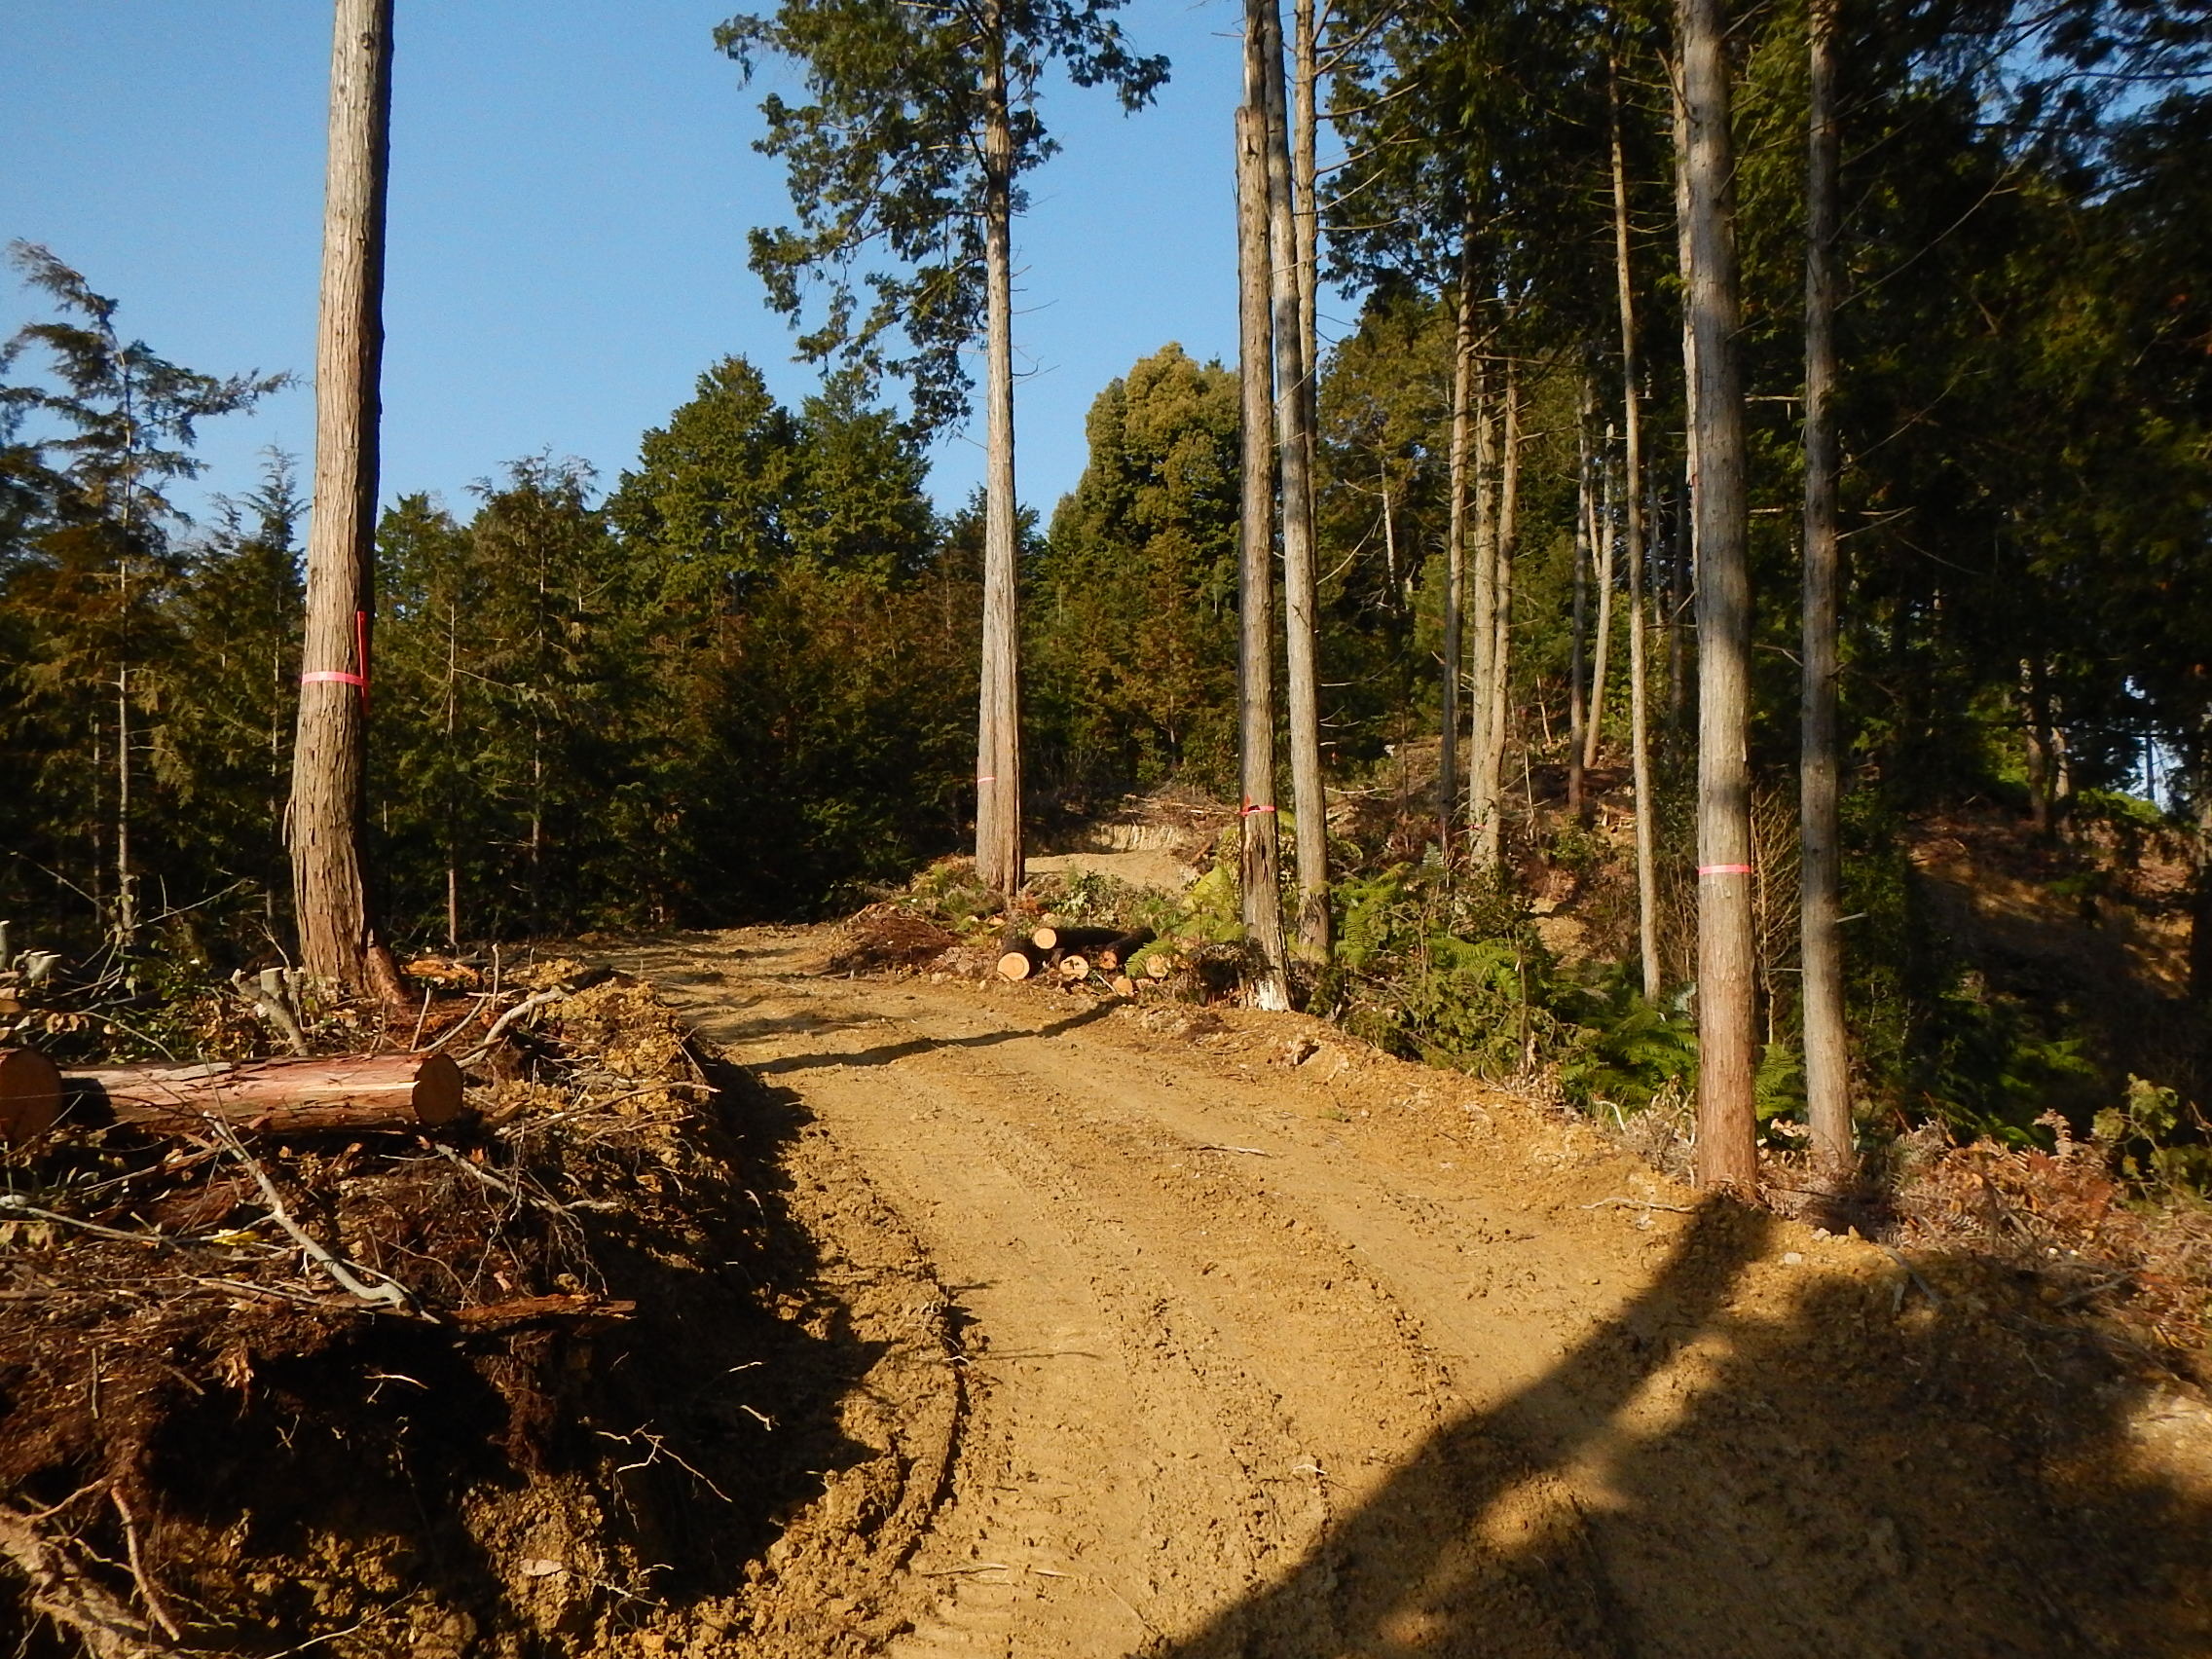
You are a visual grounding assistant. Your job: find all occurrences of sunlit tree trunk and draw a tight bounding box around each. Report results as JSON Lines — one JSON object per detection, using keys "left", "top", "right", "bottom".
{"left": 1568, "top": 378, "right": 1594, "bottom": 820}
{"left": 976, "top": 0, "right": 1025, "bottom": 902}
{"left": 1584, "top": 438, "right": 1617, "bottom": 773}
{"left": 1671, "top": 55, "right": 1699, "bottom": 741}
{"left": 291, "top": 0, "right": 395, "bottom": 997}
{"left": 1467, "top": 364, "right": 1499, "bottom": 859}
{"left": 1438, "top": 231, "right": 1477, "bottom": 851}
{"left": 1475, "top": 362, "right": 1519, "bottom": 868}
{"left": 1235, "top": 102, "right": 1291, "bottom": 1012}
{"left": 1613, "top": 62, "right": 1663, "bottom": 1000}
{"left": 1680, "top": 0, "right": 1759, "bottom": 1191}
{"left": 1800, "top": 0, "right": 1852, "bottom": 1176}
{"left": 1255, "top": 0, "right": 1329, "bottom": 961}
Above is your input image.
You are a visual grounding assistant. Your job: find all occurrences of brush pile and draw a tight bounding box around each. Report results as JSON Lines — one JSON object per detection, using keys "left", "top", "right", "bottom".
{"left": 0, "top": 963, "right": 793, "bottom": 1658}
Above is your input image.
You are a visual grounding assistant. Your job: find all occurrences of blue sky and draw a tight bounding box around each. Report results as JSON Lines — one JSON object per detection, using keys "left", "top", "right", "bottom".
{"left": 0, "top": 1, "right": 1301, "bottom": 530}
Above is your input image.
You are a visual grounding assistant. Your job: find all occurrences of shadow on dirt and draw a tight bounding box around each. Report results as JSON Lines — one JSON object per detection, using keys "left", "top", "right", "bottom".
{"left": 749, "top": 1002, "right": 1117, "bottom": 1077}
{"left": 1146, "top": 1199, "right": 2211, "bottom": 1659}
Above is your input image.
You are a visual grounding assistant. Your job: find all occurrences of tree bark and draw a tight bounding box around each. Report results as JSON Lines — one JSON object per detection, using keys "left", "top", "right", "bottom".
{"left": 291, "top": 0, "right": 394, "bottom": 996}
{"left": 1236, "top": 103, "right": 1291, "bottom": 1012}
{"left": 1613, "top": 63, "right": 1663, "bottom": 999}
{"left": 1467, "top": 363, "right": 1500, "bottom": 863}
{"left": 1680, "top": 0, "right": 1759, "bottom": 1191}
{"left": 1568, "top": 379, "right": 1594, "bottom": 820}
{"left": 975, "top": 0, "right": 1025, "bottom": 901}
{"left": 1584, "top": 439, "right": 1617, "bottom": 772}
{"left": 1800, "top": 0, "right": 1852, "bottom": 1176}
{"left": 1474, "top": 363, "right": 1519, "bottom": 868}
{"left": 1256, "top": 0, "right": 1329, "bottom": 961}
{"left": 62, "top": 1051, "right": 464, "bottom": 1136}
{"left": 1438, "top": 231, "right": 1477, "bottom": 851}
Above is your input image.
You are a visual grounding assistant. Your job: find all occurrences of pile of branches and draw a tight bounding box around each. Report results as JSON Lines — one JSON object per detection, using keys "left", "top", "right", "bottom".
{"left": 1889, "top": 1116, "right": 2212, "bottom": 1380}
{"left": 0, "top": 962, "right": 783, "bottom": 1658}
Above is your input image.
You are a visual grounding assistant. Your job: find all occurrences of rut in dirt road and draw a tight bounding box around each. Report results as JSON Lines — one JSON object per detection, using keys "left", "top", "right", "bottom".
{"left": 640, "top": 927, "right": 2212, "bottom": 1659}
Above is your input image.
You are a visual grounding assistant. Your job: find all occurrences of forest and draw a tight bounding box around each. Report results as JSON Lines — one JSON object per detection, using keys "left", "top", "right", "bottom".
{"left": 2, "top": 0, "right": 2211, "bottom": 1652}
{"left": 8, "top": 0, "right": 2208, "bottom": 1181}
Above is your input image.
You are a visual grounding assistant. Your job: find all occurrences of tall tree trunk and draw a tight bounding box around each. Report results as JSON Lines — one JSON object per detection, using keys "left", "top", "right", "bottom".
{"left": 1613, "top": 61, "right": 1663, "bottom": 999}
{"left": 1584, "top": 440, "right": 1617, "bottom": 772}
{"left": 1467, "top": 363, "right": 1500, "bottom": 862}
{"left": 290, "top": 0, "right": 393, "bottom": 997}
{"left": 1475, "top": 362, "right": 1519, "bottom": 868}
{"left": 1438, "top": 233, "right": 1477, "bottom": 851}
{"left": 1800, "top": 0, "right": 1851, "bottom": 1176}
{"left": 976, "top": 1, "right": 1024, "bottom": 902}
{"left": 1568, "top": 380, "right": 1594, "bottom": 820}
{"left": 1680, "top": 0, "right": 1758, "bottom": 1191}
{"left": 1255, "top": 0, "right": 1329, "bottom": 961}
{"left": 1670, "top": 59, "right": 1698, "bottom": 737}
{"left": 1235, "top": 103, "right": 1292, "bottom": 1013}
{"left": 444, "top": 598, "right": 460, "bottom": 948}
{"left": 1292, "top": 0, "right": 1319, "bottom": 408}
{"left": 114, "top": 665, "right": 135, "bottom": 945}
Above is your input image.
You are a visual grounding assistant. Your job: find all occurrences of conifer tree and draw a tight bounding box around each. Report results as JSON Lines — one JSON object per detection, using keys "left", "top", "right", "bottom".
{"left": 290, "top": 0, "right": 400, "bottom": 998}
{"left": 719, "top": 0, "right": 1166, "bottom": 903}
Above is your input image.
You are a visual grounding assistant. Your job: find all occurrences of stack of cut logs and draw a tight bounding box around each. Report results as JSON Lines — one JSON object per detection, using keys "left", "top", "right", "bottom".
{"left": 995, "top": 925, "right": 1175, "bottom": 996}
{"left": 0, "top": 1046, "right": 462, "bottom": 1146}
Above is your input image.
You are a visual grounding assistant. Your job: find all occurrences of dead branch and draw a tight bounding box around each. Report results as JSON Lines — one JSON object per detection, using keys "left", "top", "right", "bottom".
{"left": 460, "top": 987, "right": 567, "bottom": 1067}
{"left": 107, "top": 1488, "right": 180, "bottom": 1643}
{"left": 0, "top": 1502, "right": 170, "bottom": 1659}
{"left": 229, "top": 969, "right": 309, "bottom": 1056}
{"left": 206, "top": 1121, "right": 414, "bottom": 1314}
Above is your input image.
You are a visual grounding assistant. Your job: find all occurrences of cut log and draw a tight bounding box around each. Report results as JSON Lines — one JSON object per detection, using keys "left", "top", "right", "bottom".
{"left": 1056, "top": 954, "right": 1091, "bottom": 981}
{"left": 1144, "top": 953, "right": 1175, "bottom": 980}
{"left": 63, "top": 1052, "right": 464, "bottom": 1135}
{"left": 996, "top": 950, "right": 1037, "bottom": 982}
{"left": 0, "top": 1049, "right": 63, "bottom": 1145}
{"left": 1095, "top": 929, "right": 1156, "bottom": 971}
{"left": 1030, "top": 925, "right": 1058, "bottom": 952}
{"left": 1109, "top": 975, "right": 1137, "bottom": 998}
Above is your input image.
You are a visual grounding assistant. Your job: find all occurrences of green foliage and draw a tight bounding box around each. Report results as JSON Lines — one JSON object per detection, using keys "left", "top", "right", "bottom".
{"left": 1549, "top": 971, "right": 1701, "bottom": 1115}
{"left": 2095, "top": 1076, "right": 2212, "bottom": 1197}
{"left": 718, "top": 0, "right": 1166, "bottom": 431}
{"left": 1032, "top": 345, "right": 1240, "bottom": 794}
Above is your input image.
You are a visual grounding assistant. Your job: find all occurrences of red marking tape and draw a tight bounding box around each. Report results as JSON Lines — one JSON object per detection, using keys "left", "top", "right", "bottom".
{"left": 1698, "top": 864, "right": 1754, "bottom": 876}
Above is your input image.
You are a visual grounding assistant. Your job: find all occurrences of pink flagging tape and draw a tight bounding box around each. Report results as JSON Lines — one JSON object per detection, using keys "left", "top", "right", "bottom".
{"left": 976, "top": 776, "right": 995, "bottom": 785}
{"left": 1698, "top": 864, "right": 1754, "bottom": 876}
{"left": 1239, "top": 801, "right": 1277, "bottom": 816}
{"left": 301, "top": 610, "right": 373, "bottom": 711}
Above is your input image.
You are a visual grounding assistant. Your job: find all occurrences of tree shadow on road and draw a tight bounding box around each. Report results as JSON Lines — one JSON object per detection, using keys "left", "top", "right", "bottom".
{"left": 748, "top": 1001, "right": 1118, "bottom": 1076}
{"left": 1145, "top": 1199, "right": 2210, "bottom": 1659}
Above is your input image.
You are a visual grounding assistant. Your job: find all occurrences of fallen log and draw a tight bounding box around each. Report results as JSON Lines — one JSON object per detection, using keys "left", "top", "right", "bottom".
{"left": 61, "top": 1052, "right": 465, "bottom": 1135}
{"left": 0, "top": 1048, "right": 62, "bottom": 1144}
{"left": 996, "top": 949, "right": 1039, "bottom": 982}
{"left": 1055, "top": 954, "right": 1092, "bottom": 982}
{"left": 1095, "top": 929, "right": 1156, "bottom": 971}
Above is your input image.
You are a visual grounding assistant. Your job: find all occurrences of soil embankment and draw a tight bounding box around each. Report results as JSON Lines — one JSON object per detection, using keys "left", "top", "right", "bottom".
{"left": 641, "top": 926, "right": 2212, "bottom": 1658}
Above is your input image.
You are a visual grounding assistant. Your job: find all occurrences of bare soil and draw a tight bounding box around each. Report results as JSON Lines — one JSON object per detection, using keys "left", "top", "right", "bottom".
{"left": 636, "top": 926, "right": 2212, "bottom": 1658}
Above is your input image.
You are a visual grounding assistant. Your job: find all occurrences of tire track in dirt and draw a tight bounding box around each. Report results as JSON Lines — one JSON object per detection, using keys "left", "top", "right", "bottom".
{"left": 639, "top": 928, "right": 2212, "bottom": 1659}
{"left": 641, "top": 934, "right": 1628, "bottom": 1656}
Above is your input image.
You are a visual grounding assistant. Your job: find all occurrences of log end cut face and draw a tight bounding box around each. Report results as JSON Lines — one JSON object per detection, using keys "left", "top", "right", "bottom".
{"left": 0, "top": 1048, "right": 62, "bottom": 1144}
{"left": 411, "top": 1051, "right": 464, "bottom": 1126}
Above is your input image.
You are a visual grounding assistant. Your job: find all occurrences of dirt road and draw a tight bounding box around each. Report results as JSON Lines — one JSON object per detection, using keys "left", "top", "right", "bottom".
{"left": 638, "top": 928, "right": 2212, "bottom": 1658}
